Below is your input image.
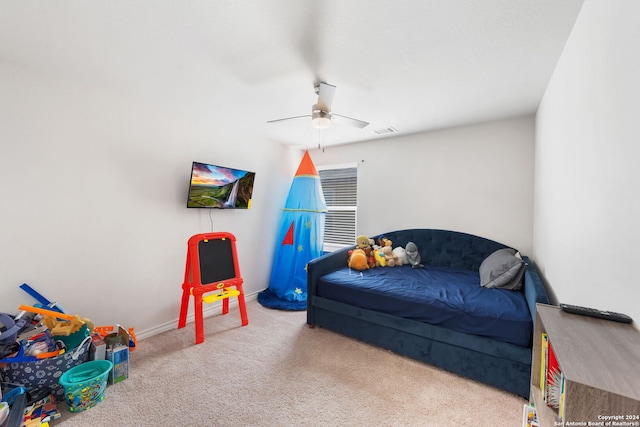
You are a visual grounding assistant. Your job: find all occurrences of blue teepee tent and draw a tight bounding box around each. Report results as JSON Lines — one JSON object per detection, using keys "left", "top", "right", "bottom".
{"left": 258, "top": 151, "right": 326, "bottom": 310}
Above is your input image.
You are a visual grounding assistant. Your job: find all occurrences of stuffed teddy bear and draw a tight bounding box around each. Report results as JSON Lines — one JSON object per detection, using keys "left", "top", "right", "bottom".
{"left": 348, "top": 248, "right": 369, "bottom": 270}
{"left": 381, "top": 245, "right": 400, "bottom": 267}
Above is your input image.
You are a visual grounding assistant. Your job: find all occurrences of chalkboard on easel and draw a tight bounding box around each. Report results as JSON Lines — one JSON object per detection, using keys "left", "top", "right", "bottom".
{"left": 197, "top": 238, "right": 236, "bottom": 285}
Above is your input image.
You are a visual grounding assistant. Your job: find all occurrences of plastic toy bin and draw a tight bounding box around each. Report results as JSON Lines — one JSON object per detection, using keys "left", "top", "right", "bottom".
{"left": 58, "top": 360, "right": 113, "bottom": 412}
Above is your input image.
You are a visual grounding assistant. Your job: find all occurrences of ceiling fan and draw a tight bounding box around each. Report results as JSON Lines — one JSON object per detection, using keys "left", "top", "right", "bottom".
{"left": 267, "top": 82, "right": 369, "bottom": 130}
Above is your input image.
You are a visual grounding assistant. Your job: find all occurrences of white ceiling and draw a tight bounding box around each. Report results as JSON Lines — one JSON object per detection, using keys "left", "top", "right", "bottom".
{"left": 0, "top": 1, "right": 585, "bottom": 148}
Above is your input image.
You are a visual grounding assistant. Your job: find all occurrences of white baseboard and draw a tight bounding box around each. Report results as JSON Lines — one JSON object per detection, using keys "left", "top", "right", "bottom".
{"left": 134, "top": 291, "right": 259, "bottom": 341}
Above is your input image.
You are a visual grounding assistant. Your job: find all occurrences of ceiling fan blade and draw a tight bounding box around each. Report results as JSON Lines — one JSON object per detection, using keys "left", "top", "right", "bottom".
{"left": 266, "top": 114, "right": 311, "bottom": 124}
{"left": 331, "top": 113, "right": 369, "bottom": 129}
{"left": 297, "top": 2, "right": 324, "bottom": 82}
{"left": 316, "top": 82, "right": 336, "bottom": 112}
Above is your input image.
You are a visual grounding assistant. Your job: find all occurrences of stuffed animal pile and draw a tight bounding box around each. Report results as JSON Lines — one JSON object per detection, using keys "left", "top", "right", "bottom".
{"left": 347, "top": 235, "right": 412, "bottom": 270}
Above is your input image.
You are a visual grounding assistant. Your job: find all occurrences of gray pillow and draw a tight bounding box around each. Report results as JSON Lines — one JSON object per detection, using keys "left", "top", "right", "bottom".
{"left": 479, "top": 248, "right": 525, "bottom": 290}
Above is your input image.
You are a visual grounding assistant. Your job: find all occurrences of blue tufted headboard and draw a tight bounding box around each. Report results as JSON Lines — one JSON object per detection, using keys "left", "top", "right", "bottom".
{"left": 373, "top": 229, "right": 511, "bottom": 271}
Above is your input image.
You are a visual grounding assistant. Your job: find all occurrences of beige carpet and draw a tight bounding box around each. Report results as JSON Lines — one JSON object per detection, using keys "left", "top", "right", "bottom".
{"left": 50, "top": 300, "right": 527, "bottom": 426}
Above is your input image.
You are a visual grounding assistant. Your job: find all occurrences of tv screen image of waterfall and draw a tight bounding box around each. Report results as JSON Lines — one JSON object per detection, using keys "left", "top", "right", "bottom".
{"left": 187, "top": 161, "right": 255, "bottom": 209}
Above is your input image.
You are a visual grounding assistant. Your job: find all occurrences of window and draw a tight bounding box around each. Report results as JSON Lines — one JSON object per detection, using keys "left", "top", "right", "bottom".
{"left": 318, "top": 164, "right": 358, "bottom": 252}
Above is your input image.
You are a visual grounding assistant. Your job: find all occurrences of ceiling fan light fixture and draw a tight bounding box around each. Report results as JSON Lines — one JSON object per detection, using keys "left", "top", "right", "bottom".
{"left": 311, "top": 109, "right": 332, "bottom": 129}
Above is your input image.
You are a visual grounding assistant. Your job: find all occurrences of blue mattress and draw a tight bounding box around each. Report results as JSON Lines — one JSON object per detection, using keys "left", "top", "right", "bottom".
{"left": 316, "top": 264, "right": 533, "bottom": 347}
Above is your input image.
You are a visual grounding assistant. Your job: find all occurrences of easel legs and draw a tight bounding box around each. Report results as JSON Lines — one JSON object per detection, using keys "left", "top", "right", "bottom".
{"left": 177, "top": 288, "right": 249, "bottom": 344}
{"left": 237, "top": 290, "right": 249, "bottom": 326}
{"left": 178, "top": 288, "right": 190, "bottom": 329}
{"left": 194, "top": 295, "right": 205, "bottom": 344}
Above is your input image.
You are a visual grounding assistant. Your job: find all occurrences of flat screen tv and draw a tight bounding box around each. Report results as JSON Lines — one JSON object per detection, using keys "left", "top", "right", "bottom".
{"left": 186, "top": 161, "right": 255, "bottom": 209}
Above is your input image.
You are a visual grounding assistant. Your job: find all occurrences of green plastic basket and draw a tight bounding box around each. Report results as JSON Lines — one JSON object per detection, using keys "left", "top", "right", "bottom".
{"left": 59, "top": 360, "right": 113, "bottom": 412}
{"left": 56, "top": 323, "right": 90, "bottom": 350}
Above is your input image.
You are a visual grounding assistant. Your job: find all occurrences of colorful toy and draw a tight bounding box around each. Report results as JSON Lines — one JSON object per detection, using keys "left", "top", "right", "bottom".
{"left": 381, "top": 245, "right": 401, "bottom": 267}
{"left": 18, "top": 305, "right": 93, "bottom": 337}
{"left": 93, "top": 325, "right": 138, "bottom": 351}
{"left": 0, "top": 340, "right": 65, "bottom": 363}
{"left": 378, "top": 237, "right": 392, "bottom": 248}
{"left": 355, "top": 235, "right": 370, "bottom": 249}
{"left": 21, "top": 391, "right": 61, "bottom": 425}
{"left": 18, "top": 305, "right": 74, "bottom": 322}
{"left": 347, "top": 248, "right": 369, "bottom": 270}
{"left": 19, "top": 283, "right": 66, "bottom": 313}
{"left": 355, "top": 235, "right": 376, "bottom": 268}
{"left": 178, "top": 232, "right": 248, "bottom": 344}
{"left": 372, "top": 248, "right": 386, "bottom": 267}
{"left": 59, "top": 360, "right": 112, "bottom": 412}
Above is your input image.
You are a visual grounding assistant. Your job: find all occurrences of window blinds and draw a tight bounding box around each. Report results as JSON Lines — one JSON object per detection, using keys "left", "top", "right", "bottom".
{"left": 319, "top": 167, "right": 357, "bottom": 247}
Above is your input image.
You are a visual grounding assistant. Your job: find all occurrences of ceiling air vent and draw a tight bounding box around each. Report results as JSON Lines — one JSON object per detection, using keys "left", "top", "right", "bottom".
{"left": 372, "top": 126, "right": 397, "bottom": 135}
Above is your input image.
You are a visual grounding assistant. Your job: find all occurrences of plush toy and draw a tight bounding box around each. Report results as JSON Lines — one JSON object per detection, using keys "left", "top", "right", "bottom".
{"left": 372, "top": 247, "right": 386, "bottom": 267}
{"left": 356, "top": 235, "right": 376, "bottom": 268}
{"left": 405, "top": 241, "right": 424, "bottom": 268}
{"left": 348, "top": 248, "right": 369, "bottom": 270}
{"left": 381, "top": 245, "right": 399, "bottom": 267}
{"left": 378, "top": 237, "right": 392, "bottom": 248}
{"left": 355, "top": 235, "right": 369, "bottom": 249}
{"left": 392, "top": 246, "right": 407, "bottom": 266}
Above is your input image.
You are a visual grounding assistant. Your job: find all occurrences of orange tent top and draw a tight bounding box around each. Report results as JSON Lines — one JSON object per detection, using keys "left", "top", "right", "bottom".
{"left": 295, "top": 151, "right": 319, "bottom": 177}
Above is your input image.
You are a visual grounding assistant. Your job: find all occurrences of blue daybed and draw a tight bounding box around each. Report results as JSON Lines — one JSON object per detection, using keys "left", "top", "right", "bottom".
{"left": 306, "top": 229, "right": 550, "bottom": 398}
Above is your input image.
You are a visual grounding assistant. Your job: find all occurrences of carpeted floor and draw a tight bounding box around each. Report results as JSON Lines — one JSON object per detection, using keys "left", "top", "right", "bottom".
{"left": 50, "top": 299, "right": 527, "bottom": 426}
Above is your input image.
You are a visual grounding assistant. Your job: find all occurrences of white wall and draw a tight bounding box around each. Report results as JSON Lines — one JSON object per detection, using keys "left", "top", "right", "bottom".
{"left": 310, "top": 115, "right": 536, "bottom": 254}
{"left": 0, "top": 61, "right": 296, "bottom": 338}
{"left": 534, "top": 0, "right": 640, "bottom": 322}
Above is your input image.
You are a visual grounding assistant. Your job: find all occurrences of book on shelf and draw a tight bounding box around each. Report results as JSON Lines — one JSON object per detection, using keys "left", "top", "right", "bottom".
{"left": 540, "top": 332, "right": 548, "bottom": 393}
{"left": 558, "top": 371, "right": 566, "bottom": 420}
{"left": 545, "top": 340, "right": 562, "bottom": 409}
{"left": 522, "top": 403, "right": 539, "bottom": 427}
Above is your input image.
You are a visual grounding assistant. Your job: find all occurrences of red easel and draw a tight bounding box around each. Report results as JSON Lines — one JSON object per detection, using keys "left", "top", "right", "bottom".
{"left": 178, "top": 232, "right": 248, "bottom": 344}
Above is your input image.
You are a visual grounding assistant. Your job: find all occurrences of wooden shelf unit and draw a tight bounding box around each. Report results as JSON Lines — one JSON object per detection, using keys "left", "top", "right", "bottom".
{"left": 530, "top": 304, "right": 640, "bottom": 425}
